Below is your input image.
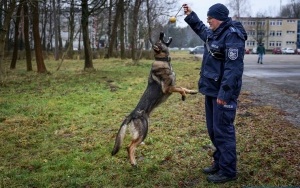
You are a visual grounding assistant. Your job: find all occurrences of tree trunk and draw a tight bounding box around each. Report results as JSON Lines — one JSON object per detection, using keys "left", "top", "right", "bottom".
{"left": 105, "top": 0, "right": 112, "bottom": 58}
{"left": 53, "top": 0, "right": 59, "bottom": 60}
{"left": 23, "top": 1, "right": 32, "bottom": 71}
{"left": 67, "top": 0, "right": 75, "bottom": 58}
{"left": 10, "top": 2, "right": 22, "bottom": 69}
{"left": 0, "top": 0, "right": 16, "bottom": 80}
{"left": 41, "top": 0, "right": 48, "bottom": 50}
{"left": 78, "top": 28, "right": 82, "bottom": 50}
{"left": 58, "top": 0, "right": 63, "bottom": 51}
{"left": 130, "top": 0, "right": 143, "bottom": 64}
{"left": 108, "top": 0, "right": 123, "bottom": 58}
{"left": 31, "top": 0, "right": 47, "bottom": 73}
{"left": 146, "top": 0, "right": 153, "bottom": 44}
{"left": 0, "top": 1, "right": 2, "bottom": 27}
{"left": 81, "top": 0, "right": 94, "bottom": 70}
{"left": 119, "top": 0, "right": 125, "bottom": 59}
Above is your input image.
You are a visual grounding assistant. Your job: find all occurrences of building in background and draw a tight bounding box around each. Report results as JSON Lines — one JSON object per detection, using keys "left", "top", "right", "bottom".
{"left": 237, "top": 17, "right": 300, "bottom": 52}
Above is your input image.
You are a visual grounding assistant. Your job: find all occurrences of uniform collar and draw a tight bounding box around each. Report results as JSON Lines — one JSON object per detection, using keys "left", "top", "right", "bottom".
{"left": 208, "top": 18, "right": 232, "bottom": 39}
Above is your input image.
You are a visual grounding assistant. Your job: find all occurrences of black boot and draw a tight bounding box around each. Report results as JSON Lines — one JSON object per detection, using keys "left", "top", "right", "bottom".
{"left": 202, "top": 165, "right": 219, "bottom": 174}
{"left": 207, "top": 172, "right": 237, "bottom": 183}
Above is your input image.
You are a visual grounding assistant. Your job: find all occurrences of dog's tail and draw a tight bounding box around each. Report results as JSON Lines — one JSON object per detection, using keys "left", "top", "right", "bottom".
{"left": 111, "top": 117, "right": 131, "bottom": 156}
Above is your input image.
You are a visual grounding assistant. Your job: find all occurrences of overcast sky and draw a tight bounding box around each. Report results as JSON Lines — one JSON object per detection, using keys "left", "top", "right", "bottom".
{"left": 175, "top": 0, "right": 290, "bottom": 27}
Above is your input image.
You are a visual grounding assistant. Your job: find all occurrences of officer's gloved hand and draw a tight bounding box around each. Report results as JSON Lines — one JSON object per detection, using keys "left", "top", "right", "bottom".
{"left": 183, "top": 4, "right": 192, "bottom": 15}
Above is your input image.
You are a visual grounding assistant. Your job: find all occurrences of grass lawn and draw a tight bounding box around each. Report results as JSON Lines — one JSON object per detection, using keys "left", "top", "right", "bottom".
{"left": 0, "top": 51, "right": 299, "bottom": 187}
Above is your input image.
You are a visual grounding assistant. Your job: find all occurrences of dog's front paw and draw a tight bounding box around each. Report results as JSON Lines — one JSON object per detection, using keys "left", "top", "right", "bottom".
{"left": 189, "top": 90, "right": 198, "bottom": 94}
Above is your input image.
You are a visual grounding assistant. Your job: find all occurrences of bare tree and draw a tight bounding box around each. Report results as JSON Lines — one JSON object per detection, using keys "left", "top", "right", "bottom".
{"left": 130, "top": 0, "right": 143, "bottom": 64}
{"left": 107, "top": 0, "right": 121, "bottom": 58}
{"left": 81, "top": 0, "right": 107, "bottom": 70}
{"left": 0, "top": 0, "right": 16, "bottom": 81}
{"left": 31, "top": 0, "right": 47, "bottom": 73}
{"left": 146, "top": 0, "right": 153, "bottom": 44}
{"left": 1, "top": 0, "right": 207, "bottom": 76}
{"left": 226, "top": 0, "right": 251, "bottom": 18}
{"left": 57, "top": 0, "right": 63, "bottom": 51}
{"left": 23, "top": 0, "right": 32, "bottom": 71}
{"left": 144, "top": 0, "right": 177, "bottom": 43}
{"left": 105, "top": 0, "right": 113, "bottom": 58}
{"left": 291, "top": 0, "right": 300, "bottom": 18}
{"left": 280, "top": 5, "right": 292, "bottom": 17}
{"left": 67, "top": 0, "right": 75, "bottom": 58}
{"left": 82, "top": 0, "right": 106, "bottom": 69}
{"left": 41, "top": 0, "right": 50, "bottom": 50}
{"left": 10, "top": 1, "right": 22, "bottom": 70}
{"left": 241, "top": 16, "right": 268, "bottom": 46}
{"left": 253, "top": 18, "right": 268, "bottom": 44}
{"left": 81, "top": 0, "right": 94, "bottom": 70}
{"left": 53, "top": 0, "right": 59, "bottom": 60}
{"left": 119, "top": 0, "right": 126, "bottom": 59}
{"left": 280, "top": 0, "right": 300, "bottom": 18}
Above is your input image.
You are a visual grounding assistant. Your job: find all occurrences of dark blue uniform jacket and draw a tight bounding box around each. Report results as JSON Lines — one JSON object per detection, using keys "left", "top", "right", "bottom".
{"left": 185, "top": 12, "right": 247, "bottom": 102}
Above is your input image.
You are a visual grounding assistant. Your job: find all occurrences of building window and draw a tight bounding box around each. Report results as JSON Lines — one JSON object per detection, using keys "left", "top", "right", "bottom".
{"left": 286, "top": 41, "right": 295, "bottom": 45}
{"left": 287, "top": 20, "right": 296, "bottom": 23}
{"left": 270, "top": 31, "right": 275, "bottom": 36}
{"left": 258, "top": 21, "right": 265, "bottom": 26}
{"left": 287, "top": 31, "right": 295, "bottom": 34}
{"left": 247, "top": 30, "right": 255, "bottom": 36}
{"left": 257, "top": 30, "right": 265, "bottom": 36}
{"left": 269, "top": 41, "right": 275, "bottom": 47}
{"left": 270, "top": 20, "right": 276, "bottom": 25}
{"left": 276, "top": 41, "right": 282, "bottom": 47}
{"left": 270, "top": 20, "right": 282, "bottom": 26}
{"left": 247, "top": 41, "right": 256, "bottom": 46}
{"left": 248, "top": 21, "right": 256, "bottom": 25}
{"left": 276, "top": 31, "right": 282, "bottom": 36}
{"left": 276, "top": 20, "right": 282, "bottom": 25}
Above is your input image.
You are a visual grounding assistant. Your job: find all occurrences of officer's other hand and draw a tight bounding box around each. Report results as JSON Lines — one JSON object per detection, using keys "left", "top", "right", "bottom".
{"left": 217, "top": 98, "right": 227, "bottom": 105}
{"left": 183, "top": 4, "right": 192, "bottom": 15}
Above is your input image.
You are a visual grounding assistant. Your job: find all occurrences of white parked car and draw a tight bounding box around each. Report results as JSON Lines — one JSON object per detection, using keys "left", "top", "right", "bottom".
{"left": 282, "top": 48, "right": 295, "bottom": 54}
{"left": 251, "top": 47, "right": 257, "bottom": 54}
{"left": 189, "top": 46, "right": 205, "bottom": 54}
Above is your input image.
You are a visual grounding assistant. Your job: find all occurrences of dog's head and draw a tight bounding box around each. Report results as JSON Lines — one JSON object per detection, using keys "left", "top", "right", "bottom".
{"left": 152, "top": 32, "right": 172, "bottom": 59}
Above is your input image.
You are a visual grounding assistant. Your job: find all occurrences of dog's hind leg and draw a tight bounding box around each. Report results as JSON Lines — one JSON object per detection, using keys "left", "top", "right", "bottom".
{"left": 127, "top": 116, "right": 148, "bottom": 166}
{"left": 127, "top": 137, "right": 144, "bottom": 166}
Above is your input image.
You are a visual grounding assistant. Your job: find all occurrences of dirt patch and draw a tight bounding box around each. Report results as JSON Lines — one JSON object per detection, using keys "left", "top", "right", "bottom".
{"left": 242, "top": 75, "right": 300, "bottom": 127}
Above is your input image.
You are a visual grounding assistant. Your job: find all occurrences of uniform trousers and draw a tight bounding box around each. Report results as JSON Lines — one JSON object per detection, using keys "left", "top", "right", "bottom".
{"left": 205, "top": 95, "right": 237, "bottom": 177}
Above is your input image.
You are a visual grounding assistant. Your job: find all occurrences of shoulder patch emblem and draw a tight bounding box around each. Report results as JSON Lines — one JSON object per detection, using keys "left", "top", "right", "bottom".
{"left": 228, "top": 48, "right": 238, "bottom": 60}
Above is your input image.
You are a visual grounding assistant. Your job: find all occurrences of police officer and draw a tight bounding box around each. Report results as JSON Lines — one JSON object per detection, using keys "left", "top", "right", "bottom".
{"left": 183, "top": 3, "right": 247, "bottom": 183}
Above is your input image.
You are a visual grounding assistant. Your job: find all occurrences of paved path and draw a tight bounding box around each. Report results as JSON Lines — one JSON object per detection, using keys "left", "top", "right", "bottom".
{"left": 243, "top": 54, "right": 300, "bottom": 96}
{"left": 242, "top": 54, "right": 300, "bottom": 126}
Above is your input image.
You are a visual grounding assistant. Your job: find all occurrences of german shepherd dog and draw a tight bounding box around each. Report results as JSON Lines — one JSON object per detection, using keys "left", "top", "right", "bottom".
{"left": 111, "top": 32, "right": 197, "bottom": 166}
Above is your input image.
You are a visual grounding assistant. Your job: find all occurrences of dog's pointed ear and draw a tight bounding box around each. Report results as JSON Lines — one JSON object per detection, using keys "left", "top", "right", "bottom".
{"left": 159, "top": 32, "right": 172, "bottom": 47}
{"left": 165, "top": 37, "right": 172, "bottom": 47}
{"left": 159, "top": 32, "right": 165, "bottom": 42}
